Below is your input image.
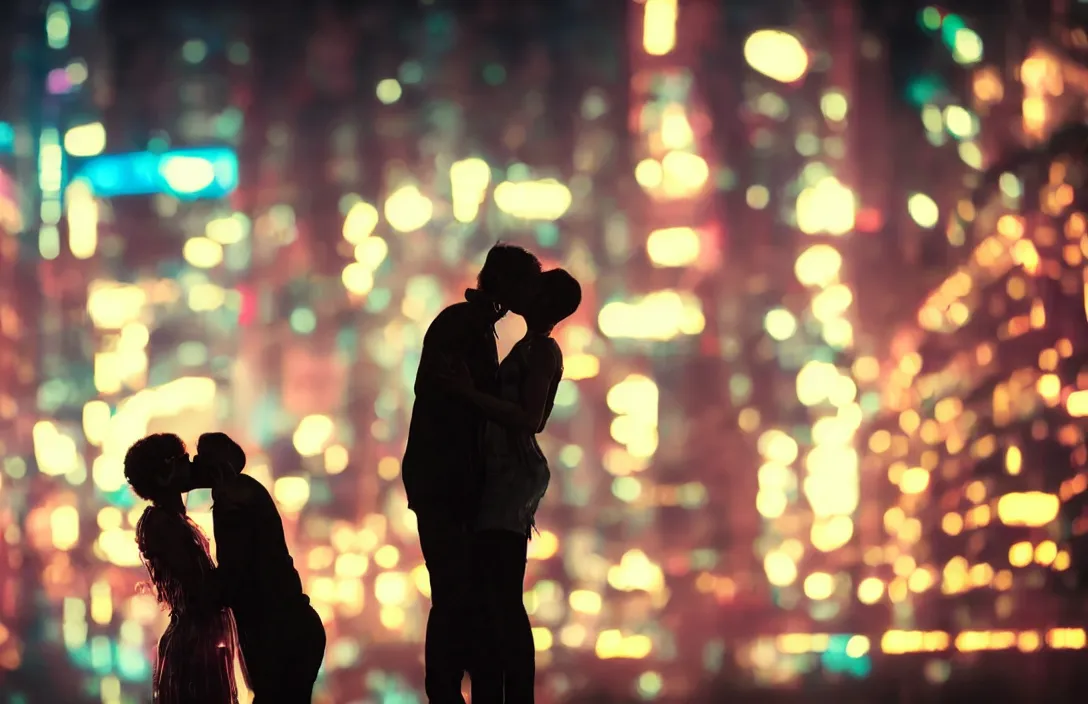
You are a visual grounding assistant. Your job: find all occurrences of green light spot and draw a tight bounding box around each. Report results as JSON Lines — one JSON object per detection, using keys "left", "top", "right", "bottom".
{"left": 919, "top": 7, "right": 942, "bottom": 31}
{"left": 612, "top": 477, "right": 641, "bottom": 503}
{"left": 554, "top": 380, "right": 579, "bottom": 408}
{"left": 535, "top": 222, "right": 559, "bottom": 248}
{"left": 637, "top": 671, "right": 663, "bottom": 699}
{"left": 399, "top": 61, "right": 424, "bottom": 85}
{"left": 182, "top": 39, "right": 207, "bottom": 64}
{"left": 228, "top": 42, "right": 250, "bottom": 65}
{"left": 906, "top": 75, "right": 944, "bottom": 107}
{"left": 952, "top": 28, "right": 983, "bottom": 64}
{"left": 483, "top": 64, "right": 506, "bottom": 86}
{"left": 559, "top": 445, "right": 583, "bottom": 468}
{"left": 177, "top": 342, "right": 208, "bottom": 366}
{"left": 365, "top": 288, "right": 391, "bottom": 313}
{"left": 716, "top": 167, "right": 737, "bottom": 191}
{"left": 214, "top": 108, "right": 244, "bottom": 139}
{"left": 506, "top": 162, "right": 531, "bottom": 181}
{"left": 46, "top": 4, "right": 70, "bottom": 50}
{"left": 5, "top": 457, "right": 27, "bottom": 479}
{"left": 376, "top": 79, "right": 403, "bottom": 105}
{"left": 940, "top": 14, "right": 966, "bottom": 45}
{"left": 999, "top": 172, "right": 1022, "bottom": 199}
{"left": 289, "top": 308, "right": 317, "bottom": 334}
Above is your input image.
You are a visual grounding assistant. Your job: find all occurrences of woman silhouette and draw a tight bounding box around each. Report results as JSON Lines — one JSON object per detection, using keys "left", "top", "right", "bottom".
{"left": 124, "top": 433, "right": 242, "bottom": 704}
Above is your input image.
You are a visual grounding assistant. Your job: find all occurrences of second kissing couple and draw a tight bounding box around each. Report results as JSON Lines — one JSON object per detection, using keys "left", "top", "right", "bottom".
{"left": 125, "top": 431, "right": 325, "bottom": 703}
{"left": 402, "top": 243, "right": 582, "bottom": 704}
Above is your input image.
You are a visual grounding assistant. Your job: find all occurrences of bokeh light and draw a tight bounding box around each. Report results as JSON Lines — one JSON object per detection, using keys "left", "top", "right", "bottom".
{"left": 5, "top": 2, "right": 1088, "bottom": 703}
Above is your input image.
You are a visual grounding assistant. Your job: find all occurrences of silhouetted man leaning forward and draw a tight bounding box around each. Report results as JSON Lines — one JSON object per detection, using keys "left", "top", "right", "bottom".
{"left": 190, "top": 432, "right": 326, "bottom": 703}
{"left": 403, "top": 243, "right": 542, "bottom": 703}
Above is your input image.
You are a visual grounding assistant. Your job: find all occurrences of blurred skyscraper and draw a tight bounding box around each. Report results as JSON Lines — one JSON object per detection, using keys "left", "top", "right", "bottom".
{"left": 625, "top": 0, "right": 885, "bottom": 680}
{"left": 866, "top": 2, "right": 1088, "bottom": 652}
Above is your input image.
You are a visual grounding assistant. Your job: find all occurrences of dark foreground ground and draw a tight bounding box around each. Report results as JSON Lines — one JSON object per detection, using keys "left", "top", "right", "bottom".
{"left": 558, "top": 650, "right": 1088, "bottom": 703}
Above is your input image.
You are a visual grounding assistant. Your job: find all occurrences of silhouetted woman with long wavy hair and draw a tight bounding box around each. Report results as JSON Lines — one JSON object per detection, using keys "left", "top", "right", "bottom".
{"left": 125, "top": 433, "right": 242, "bottom": 704}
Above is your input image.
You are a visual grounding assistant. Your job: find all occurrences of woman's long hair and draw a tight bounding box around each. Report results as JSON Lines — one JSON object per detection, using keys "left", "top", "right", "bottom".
{"left": 135, "top": 505, "right": 213, "bottom": 610}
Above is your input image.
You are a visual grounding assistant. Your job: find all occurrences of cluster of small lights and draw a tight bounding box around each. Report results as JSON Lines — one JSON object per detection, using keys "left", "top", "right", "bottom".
{"left": 734, "top": 21, "right": 870, "bottom": 637}
{"left": 900, "top": 13, "right": 991, "bottom": 244}
{"left": 866, "top": 49, "right": 1088, "bottom": 646}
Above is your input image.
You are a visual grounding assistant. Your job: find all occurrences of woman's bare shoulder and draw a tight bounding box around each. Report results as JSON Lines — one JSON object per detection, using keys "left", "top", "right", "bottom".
{"left": 528, "top": 336, "right": 562, "bottom": 365}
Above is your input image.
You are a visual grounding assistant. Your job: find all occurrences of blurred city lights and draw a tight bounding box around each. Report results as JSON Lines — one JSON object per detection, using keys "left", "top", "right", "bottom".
{"left": 493, "top": 179, "right": 573, "bottom": 221}
{"left": 796, "top": 176, "right": 856, "bottom": 236}
{"left": 952, "top": 28, "right": 984, "bottom": 65}
{"left": 908, "top": 193, "right": 940, "bottom": 229}
{"left": 9, "top": 3, "right": 1088, "bottom": 703}
{"left": 642, "top": 0, "right": 678, "bottom": 56}
{"left": 63, "top": 122, "right": 106, "bottom": 157}
{"left": 75, "top": 147, "right": 239, "bottom": 200}
{"left": 383, "top": 184, "right": 433, "bottom": 232}
{"left": 744, "top": 30, "right": 810, "bottom": 84}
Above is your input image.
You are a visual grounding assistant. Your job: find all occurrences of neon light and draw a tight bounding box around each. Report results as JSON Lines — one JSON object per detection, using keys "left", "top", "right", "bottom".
{"left": 74, "top": 147, "right": 238, "bottom": 200}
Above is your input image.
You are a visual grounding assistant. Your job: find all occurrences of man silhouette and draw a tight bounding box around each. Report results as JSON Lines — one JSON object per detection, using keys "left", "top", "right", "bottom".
{"left": 190, "top": 432, "right": 326, "bottom": 703}
{"left": 403, "top": 243, "right": 541, "bottom": 703}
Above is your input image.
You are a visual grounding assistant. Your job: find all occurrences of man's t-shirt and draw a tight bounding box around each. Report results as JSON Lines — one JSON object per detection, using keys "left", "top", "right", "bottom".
{"left": 402, "top": 299, "right": 499, "bottom": 523}
{"left": 213, "top": 474, "right": 308, "bottom": 626}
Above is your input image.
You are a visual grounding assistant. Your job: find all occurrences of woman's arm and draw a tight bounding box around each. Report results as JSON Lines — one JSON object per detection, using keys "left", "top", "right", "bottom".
{"left": 452, "top": 342, "right": 560, "bottom": 433}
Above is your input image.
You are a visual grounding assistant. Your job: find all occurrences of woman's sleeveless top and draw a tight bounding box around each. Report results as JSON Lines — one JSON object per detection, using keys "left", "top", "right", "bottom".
{"left": 475, "top": 336, "right": 556, "bottom": 535}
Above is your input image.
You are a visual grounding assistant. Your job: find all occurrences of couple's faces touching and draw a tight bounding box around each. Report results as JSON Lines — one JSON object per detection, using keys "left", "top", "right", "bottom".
{"left": 503, "top": 271, "right": 542, "bottom": 319}
{"left": 165, "top": 449, "right": 235, "bottom": 494}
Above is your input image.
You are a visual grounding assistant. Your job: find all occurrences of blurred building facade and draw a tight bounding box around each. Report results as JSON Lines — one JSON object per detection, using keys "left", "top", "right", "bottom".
{"left": 703, "top": 0, "right": 873, "bottom": 638}
{"left": 865, "top": 2, "right": 1088, "bottom": 656}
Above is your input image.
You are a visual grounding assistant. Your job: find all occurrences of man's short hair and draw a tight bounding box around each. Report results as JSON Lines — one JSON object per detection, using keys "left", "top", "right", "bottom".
{"left": 535, "top": 268, "right": 581, "bottom": 327}
{"left": 196, "top": 432, "right": 247, "bottom": 473}
{"left": 477, "top": 243, "right": 541, "bottom": 296}
{"left": 124, "top": 433, "right": 186, "bottom": 502}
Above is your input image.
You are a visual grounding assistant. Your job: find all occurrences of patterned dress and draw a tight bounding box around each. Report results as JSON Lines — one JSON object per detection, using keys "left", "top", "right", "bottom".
{"left": 136, "top": 505, "right": 241, "bottom": 704}
{"left": 476, "top": 334, "right": 561, "bottom": 536}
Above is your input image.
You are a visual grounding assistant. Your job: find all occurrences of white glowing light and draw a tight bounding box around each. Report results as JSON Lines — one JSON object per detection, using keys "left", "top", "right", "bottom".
{"left": 63, "top": 122, "right": 106, "bottom": 157}
{"left": 796, "top": 176, "right": 856, "bottom": 236}
{"left": 744, "top": 30, "right": 809, "bottom": 84}
{"left": 160, "top": 156, "right": 216, "bottom": 194}
{"left": 384, "top": 185, "right": 433, "bottom": 233}
{"left": 494, "top": 179, "right": 572, "bottom": 221}
{"left": 907, "top": 193, "right": 939, "bottom": 229}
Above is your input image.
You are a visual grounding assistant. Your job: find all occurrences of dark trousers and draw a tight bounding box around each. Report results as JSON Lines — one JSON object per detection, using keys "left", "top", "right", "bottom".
{"left": 238, "top": 603, "right": 326, "bottom": 703}
{"left": 417, "top": 512, "right": 476, "bottom": 704}
{"left": 472, "top": 529, "right": 535, "bottom": 704}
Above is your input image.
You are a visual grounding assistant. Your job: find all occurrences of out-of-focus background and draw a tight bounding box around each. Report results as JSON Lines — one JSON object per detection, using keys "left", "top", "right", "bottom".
{"left": 3, "top": 0, "right": 1088, "bottom": 701}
